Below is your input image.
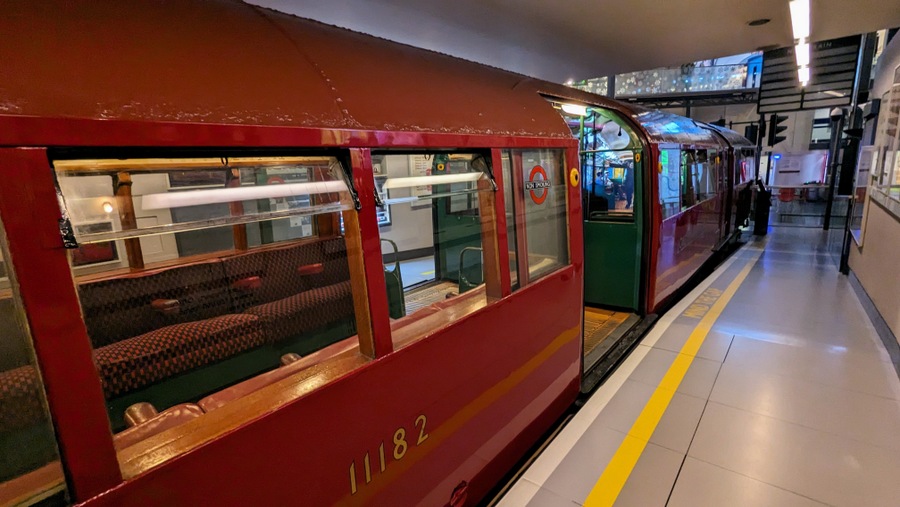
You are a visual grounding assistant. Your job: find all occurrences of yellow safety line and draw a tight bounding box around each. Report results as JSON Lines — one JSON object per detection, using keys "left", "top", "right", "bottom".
{"left": 583, "top": 250, "right": 762, "bottom": 507}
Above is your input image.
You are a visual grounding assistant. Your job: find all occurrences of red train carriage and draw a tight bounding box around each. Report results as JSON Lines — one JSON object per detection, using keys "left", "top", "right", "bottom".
{"left": 0, "top": 2, "right": 755, "bottom": 506}
{"left": 0, "top": 2, "right": 584, "bottom": 506}
{"left": 514, "top": 86, "right": 754, "bottom": 379}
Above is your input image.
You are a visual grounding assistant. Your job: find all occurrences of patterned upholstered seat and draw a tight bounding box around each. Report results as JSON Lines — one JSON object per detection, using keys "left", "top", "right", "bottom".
{"left": 78, "top": 260, "right": 235, "bottom": 348}
{"left": 224, "top": 238, "right": 355, "bottom": 343}
{"left": 244, "top": 280, "right": 353, "bottom": 343}
{"left": 0, "top": 366, "right": 43, "bottom": 434}
{"left": 94, "top": 314, "right": 265, "bottom": 398}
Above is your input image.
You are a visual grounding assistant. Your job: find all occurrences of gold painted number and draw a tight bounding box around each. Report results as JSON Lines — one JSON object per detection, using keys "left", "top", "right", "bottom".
{"left": 415, "top": 414, "right": 429, "bottom": 445}
{"left": 393, "top": 428, "right": 408, "bottom": 460}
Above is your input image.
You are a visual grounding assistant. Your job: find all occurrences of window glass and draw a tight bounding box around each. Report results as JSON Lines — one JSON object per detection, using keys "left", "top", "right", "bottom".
{"left": 0, "top": 223, "right": 68, "bottom": 506}
{"left": 738, "top": 149, "right": 756, "bottom": 184}
{"left": 695, "top": 149, "right": 717, "bottom": 201}
{"left": 501, "top": 152, "right": 519, "bottom": 290}
{"left": 681, "top": 150, "right": 702, "bottom": 208}
{"left": 583, "top": 150, "right": 637, "bottom": 220}
{"left": 518, "top": 149, "right": 569, "bottom": 280}
{"left": 659, "top": 149, "right": 681, "bottom": 219}
{"left": 547, "top": 100, "right": 639, "bottom": 221}
{"left": 53, "top": 156, "right": 365, "bottom": 470}
{"left": 376, "top": 152, "right": 501, "bottom": 344}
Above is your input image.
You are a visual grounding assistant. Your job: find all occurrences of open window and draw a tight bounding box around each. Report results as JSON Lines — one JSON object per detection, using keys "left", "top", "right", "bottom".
{"left": 374, "top": 152, "right": 501, "bottom": 343}
{"left": 52, "top": 155, "right": 371, "bottom": 474}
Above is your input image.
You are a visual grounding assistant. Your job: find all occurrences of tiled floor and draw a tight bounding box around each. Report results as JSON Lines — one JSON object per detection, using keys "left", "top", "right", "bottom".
{"left": 498, "top": 228, "right": 900, "bottom": 507}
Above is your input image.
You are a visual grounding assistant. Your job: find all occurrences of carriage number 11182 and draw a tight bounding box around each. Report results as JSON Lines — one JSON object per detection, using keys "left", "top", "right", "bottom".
{"left": 349, "top": 414, "right": 429, "bottom": 495}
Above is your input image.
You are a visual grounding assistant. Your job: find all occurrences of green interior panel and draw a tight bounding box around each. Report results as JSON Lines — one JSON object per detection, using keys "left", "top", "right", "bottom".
{"left": 583, "top": 220, "right": 641, "bottom": 309}
{"left": 582, "top": 157, "right": 643, "bottom": 311}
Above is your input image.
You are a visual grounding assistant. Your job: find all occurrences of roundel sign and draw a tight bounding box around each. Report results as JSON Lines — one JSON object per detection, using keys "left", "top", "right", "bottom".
{"left": 525, "top": 165, "right": 551, "bottom": 204}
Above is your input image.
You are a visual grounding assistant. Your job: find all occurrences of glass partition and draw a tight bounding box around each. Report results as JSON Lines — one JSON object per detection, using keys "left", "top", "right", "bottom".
{"left": 518, "top": 149, "right": 569, "bottom": 281}
{"left": 52, "top": 155, "right": 368, "bottom": 475}
{"left": 0, "top": 221, "right": 68, "bottom": 506}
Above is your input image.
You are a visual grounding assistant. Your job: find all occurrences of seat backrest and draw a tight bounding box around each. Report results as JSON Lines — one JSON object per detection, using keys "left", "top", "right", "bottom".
{"left": 77, "top": 260, "right": 232, "bottom": 348}
{"left": 222, "top": 237, "right": 351, "bottom": 310}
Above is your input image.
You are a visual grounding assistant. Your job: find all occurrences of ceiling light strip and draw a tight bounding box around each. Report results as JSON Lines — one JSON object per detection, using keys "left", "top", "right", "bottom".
{"left": 789, "top": 0, "right": 811, "bottom": 86}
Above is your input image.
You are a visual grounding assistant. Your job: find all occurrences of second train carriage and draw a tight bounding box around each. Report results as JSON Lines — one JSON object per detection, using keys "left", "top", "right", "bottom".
{"left": 536, "top": 89, "right": 756, "bottom": 377}
{"left": 0, "top": 2, "right": 754, "bottom": 506}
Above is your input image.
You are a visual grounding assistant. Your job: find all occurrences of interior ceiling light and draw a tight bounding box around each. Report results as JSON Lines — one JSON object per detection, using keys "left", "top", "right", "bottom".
{"left": 795, "top": 42, "right": 810, "bottom": 67}
{"left": 789, "top": 0, "right": 811, "bottom": 87}
{"left": 561, "top": 103, "right": 588, "bottom": 117}
{"left": 798, "top": 66, "right": 810, "bottom": 86}
{"left": 748, "top": 18, "right": 771, "bottom": 26}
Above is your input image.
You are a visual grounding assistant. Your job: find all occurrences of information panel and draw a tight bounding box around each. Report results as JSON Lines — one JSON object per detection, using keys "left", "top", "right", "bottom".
{"left": 758, "top": 35, "right": 861, "bottom": 114}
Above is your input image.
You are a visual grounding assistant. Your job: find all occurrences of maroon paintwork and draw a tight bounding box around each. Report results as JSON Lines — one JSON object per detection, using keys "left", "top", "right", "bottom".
{"left": 0, "top": 2, "right": 751, "bottom": 505}
{"left": 0, "top": 2, "right": 583, "bottom": 506}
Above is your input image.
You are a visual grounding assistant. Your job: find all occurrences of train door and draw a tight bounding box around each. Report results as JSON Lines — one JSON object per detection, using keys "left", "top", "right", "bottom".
{"left": 549, "top": 101, "right": 646, "bottom": 374}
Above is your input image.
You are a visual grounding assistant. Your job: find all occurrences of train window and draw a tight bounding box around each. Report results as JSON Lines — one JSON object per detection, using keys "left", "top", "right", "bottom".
{"left": 738, "top": 149, "right": 756, "bottom": 184}
{"left": 518, "top": 149, "right": 569, "bottom": 281}
{"left": 376, "top": 152, "right": 502, "bottom": 344}
{"left": 501, "top": 152, "right": 520, "bottom": 290}
{"left": 547, "top": 100, "right": 639, "bottom": 222}
{"left": 693, "top": 149, "right": 717, "bottom": 202}
{"left": 52, "top": 156, "right": 371, "bottom": 471}
{"left": 0, "top": 222, "right": 68, "bottom": 506}
{"left": 658, "top": 149, "right": 681, "bottom": 218}
{"left": 583, "top": 150, "right": 636, "bottom": 220}
{"left": 680, "top": 149, "right": 714, "bottom": 208}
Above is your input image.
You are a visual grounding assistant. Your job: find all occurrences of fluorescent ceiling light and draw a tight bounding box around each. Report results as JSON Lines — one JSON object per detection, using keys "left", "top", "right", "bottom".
{"left": 561, "top": 103, "right": 588, "bottom": 116}
{"left": 795, "top": 42, "right": 810, "bottom": 67}
{"left": 382, "top": 173, "right": 482, "bottom": 190}
{"left": 798, "top": 66, "right": 810, "bottom": 86}
{"left": 789, "top": 0, "right": 810, "bottom": 40}
{"left": 141, "top": 180, "right": 348, "bottom": 210}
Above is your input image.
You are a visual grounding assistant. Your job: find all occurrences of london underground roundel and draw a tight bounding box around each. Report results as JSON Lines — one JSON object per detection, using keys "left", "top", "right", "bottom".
{"left": 526, "top": 165, "right": 551, "bottom": 204}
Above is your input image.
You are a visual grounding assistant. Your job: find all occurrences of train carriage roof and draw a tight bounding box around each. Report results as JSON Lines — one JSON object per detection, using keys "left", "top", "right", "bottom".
{"left": 529, "top": 81, "right": 739, "bottom": 148}
{"left": 705, "top": 123, "right": 757, "bottom": 149}
{"left": 0, "top": 0, "right": 571, "bottom": 139}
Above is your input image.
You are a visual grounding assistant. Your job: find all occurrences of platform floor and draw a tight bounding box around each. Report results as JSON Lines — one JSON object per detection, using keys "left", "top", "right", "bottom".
{"left": 498, "top": 228, "right": 900, "bottom": 507}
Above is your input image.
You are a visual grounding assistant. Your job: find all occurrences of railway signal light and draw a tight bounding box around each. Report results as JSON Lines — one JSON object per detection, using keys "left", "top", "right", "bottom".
{"left": 767, "top": 114, "right": 788, "bottom": 147}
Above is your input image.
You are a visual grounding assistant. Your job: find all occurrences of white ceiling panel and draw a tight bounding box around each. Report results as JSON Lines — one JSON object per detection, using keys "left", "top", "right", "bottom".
{"left": 248, "top": 0, "right": 900, "bottom": 82}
